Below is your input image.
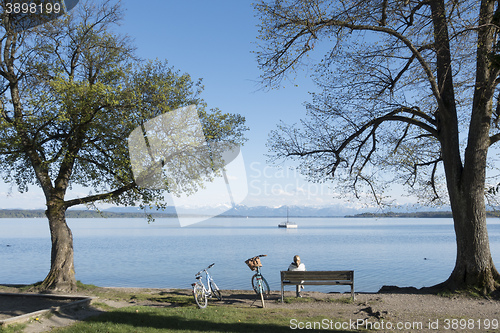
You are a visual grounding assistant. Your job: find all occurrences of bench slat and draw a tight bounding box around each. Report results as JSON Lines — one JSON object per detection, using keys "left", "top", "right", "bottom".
{"left": 281, "top": 271, "right": 353, "bottom": 281}
{"left": 282, "top": 281, "right": 353, "bottom": 285}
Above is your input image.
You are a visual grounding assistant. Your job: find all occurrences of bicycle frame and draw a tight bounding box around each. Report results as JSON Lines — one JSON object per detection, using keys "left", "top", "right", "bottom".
{"left": 195, "top": 268, "right": 214, "bottom": 295}
{"left": 254, "top": 267, "right": 264, "bottom": 291}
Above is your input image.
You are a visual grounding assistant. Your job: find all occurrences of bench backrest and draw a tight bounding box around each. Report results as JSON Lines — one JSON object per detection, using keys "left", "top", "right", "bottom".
{"left": 281, "top": 270, "right": 353, "bottom": 281}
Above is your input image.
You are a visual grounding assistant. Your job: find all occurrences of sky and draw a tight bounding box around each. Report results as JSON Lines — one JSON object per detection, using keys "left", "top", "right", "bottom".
{"left": 0, "top": 0, "right": 417, "bottom": 211}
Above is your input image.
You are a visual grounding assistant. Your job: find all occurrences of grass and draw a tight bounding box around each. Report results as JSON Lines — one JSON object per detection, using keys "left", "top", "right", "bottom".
{"left": 0, "top": 283, "right": 356, "bottom": 332}
{"left": 282, "top": 296, "right": 317, "bottom": 304}
{"left": 437, "top": 287, "right": 484, "bottom": 299}
{"left": 47, "top": 286, "right": 353, "bottom": 333}
{"left": 75, "top": 282, "right": 194, "bottom": 306}
{"left": 48, "top": 283, "right": 354, "bottom": 332}
{"left": 52, "top": 306, "right": 344, "bottom": 333}
{"left": 0, "top": 324, "right": 26, "bottom": 333}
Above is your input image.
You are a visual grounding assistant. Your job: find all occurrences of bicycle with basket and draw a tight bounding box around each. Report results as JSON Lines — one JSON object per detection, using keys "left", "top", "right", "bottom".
{"left": 245, "top": 254, "right": 270, "bottom": 308}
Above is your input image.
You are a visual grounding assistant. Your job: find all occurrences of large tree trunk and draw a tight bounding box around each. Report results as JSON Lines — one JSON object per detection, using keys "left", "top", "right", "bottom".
{"left": 444, "top": 108, "right": 500, "bottom": 293}
{"left": 39, "top": 201, "right": 76, "bottom": 292}
{"left": 445, "top": 186, "right": 500, "bottom": 293}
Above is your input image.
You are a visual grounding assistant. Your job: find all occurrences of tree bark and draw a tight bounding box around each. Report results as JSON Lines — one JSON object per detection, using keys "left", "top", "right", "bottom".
{"left": 444, "top": 156, "right": 500, "bottom": 293}
{"left": 445, "top": 193, "right": 500, "bottom": 293}
{"left": 444, "top": 86, "right": 500, "bottom": 293}
{"left": 39, "top": 201, "right": 76, "bottom": 291}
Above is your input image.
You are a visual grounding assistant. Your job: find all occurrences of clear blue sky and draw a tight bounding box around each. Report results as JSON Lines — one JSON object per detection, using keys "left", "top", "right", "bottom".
{"left": 0, "top": 0, "right": 414, "bottom": 210}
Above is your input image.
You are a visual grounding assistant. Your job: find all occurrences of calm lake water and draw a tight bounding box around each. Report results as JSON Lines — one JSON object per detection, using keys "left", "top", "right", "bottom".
{"left": 1, "top": 217, "right": 500, "bottom": 293}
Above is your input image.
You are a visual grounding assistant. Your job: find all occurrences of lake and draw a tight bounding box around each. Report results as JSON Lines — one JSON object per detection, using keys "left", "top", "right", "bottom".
{"left": 1, "top": 217, "right": 500, "bottom": 293}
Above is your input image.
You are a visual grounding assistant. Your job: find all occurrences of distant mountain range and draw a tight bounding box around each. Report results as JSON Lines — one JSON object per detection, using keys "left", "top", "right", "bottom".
{"left": 102, "top": 204, "right": 359, "bottom": 217}
{"left": 102, "top": 203, "right": 453, "bottom": 218}
{"left": 0, "top": 203, "right": 465, "bottom": 218}
{"left": 102, "top": 205, "right": 345, "bottom": 217}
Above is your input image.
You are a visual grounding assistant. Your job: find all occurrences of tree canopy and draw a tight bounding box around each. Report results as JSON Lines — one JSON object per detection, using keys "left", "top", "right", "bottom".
{"left": 257, "top": 0, "right": 490, "bottom": 203}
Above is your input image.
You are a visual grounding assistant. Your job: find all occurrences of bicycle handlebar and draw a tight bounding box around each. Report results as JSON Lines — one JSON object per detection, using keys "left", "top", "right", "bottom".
{"left": 195, "top": 263, "right": 216, "bottom": 276}
{"left": 246, "top": 254, "right": 267, "bottom": 261}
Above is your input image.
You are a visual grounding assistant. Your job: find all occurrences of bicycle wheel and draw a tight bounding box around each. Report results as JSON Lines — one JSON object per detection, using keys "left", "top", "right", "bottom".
{"left": 210, "top": 280, "right": 222, "bottom": 301}
{"left": 193, "top": 283, "right": 207, "bottom": 308}
{"left": 251, "top": 274, "right": 270, "bottom": 295}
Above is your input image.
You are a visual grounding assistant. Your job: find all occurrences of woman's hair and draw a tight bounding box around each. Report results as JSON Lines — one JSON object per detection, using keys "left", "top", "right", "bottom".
{"left": 293, "top": 255, "right": 301, "bottom": 264}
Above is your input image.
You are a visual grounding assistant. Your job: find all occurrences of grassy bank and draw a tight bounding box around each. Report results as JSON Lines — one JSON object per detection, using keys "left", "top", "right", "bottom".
{"left": 53, "top": 306, "right": 339, "bottom": 333}
{"left": 0, "top": 284, "right": 353, "bottom": 333}
{"left": 57, "top": 287, "right": 349, "bottom": 332}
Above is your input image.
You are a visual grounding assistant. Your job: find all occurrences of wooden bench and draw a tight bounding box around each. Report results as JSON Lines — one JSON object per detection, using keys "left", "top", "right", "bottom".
{"left": 280, "top": 270, "right": 354, "bottom": 302}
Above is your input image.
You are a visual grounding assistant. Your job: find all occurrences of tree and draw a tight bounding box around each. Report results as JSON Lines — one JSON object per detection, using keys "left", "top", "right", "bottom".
{"left": 255, "top": 0, "right": 500, "bottom": 293}
{"left": 0, "top": 0, "right": 247, "bottom": 291}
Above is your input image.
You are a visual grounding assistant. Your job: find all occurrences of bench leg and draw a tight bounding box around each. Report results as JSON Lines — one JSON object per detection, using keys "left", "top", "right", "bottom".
{"left": 351, "top": 284, "right": 354, "bottom": 301}
{"left": 296, "top": 285, "right": 300, "bottom": 297}
{"left": 281, "top": 283, "right": 284, "bottom": 303}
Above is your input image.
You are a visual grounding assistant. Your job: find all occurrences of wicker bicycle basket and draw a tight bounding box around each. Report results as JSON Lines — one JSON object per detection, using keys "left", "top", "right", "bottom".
{"left": 245, "top": 257, "right": 262, "bottom": 271}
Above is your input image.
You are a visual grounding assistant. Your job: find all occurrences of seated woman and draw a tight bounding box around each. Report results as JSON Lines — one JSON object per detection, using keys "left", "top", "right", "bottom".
{"left": 288, "top": 255, "right": 306, "bottom": 296}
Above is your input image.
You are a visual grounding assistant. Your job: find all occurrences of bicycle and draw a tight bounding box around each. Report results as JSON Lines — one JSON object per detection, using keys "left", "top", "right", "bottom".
{"left": 191, "top": 263, "right": 222, "bottom": 308}
{"left": 245, "top": 254, "right": 270, "bottom": 308}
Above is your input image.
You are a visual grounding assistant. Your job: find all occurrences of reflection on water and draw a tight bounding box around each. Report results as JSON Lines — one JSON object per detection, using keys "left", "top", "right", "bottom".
{"left": 1, "top": 217, "right": 499, "bottom": 292}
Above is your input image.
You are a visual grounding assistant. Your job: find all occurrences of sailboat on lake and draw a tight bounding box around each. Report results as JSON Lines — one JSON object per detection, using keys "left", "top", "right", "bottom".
{"left": 278, "top": 206, "right": 298, "bottom": 228}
